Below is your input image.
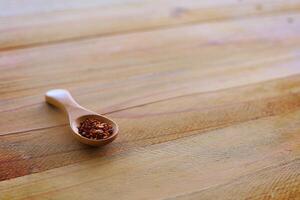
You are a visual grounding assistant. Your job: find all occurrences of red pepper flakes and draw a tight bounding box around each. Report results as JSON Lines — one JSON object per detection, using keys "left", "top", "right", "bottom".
{"left": 78, "top": 118, "right": 113, "bottom": 140}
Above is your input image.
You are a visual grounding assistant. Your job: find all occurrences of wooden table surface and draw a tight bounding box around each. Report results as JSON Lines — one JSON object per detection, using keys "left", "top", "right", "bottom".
{"left": 1, "top": 0, "right": 300, "bottom": 199}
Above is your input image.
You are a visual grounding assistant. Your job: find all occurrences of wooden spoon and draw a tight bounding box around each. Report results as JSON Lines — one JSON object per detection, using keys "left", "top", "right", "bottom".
{"left": 45, "top": 89, "right": 119, "bottom": 146}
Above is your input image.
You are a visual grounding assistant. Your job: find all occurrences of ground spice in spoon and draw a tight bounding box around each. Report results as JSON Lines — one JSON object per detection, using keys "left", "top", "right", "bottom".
{"left": 78, "top": 118, "right": 113, "bottom": 140}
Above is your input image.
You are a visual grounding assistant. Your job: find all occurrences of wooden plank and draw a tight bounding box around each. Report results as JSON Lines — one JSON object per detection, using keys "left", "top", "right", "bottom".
{"left": 0, "top": 101, "right": 299, "bottom": 199}
{"left": 2, "top": 12, "right": 300, "bottom": 97}
{"left": 1, "top": 1, "right": 300, "bottom": 198}
{"left": 0, "top": 0, "right": 133, "bottom": 17}
{"left": 1, "top": 75, "right": 300, "bottom": 181}
{"left": 171, "top": 159, "right": 300, "bottom": 200}
{"left": 1, "top": 0, "right": 300, "bottom": 50}
{"left": 1, "top": 13, "right": 300, "bottom": 135}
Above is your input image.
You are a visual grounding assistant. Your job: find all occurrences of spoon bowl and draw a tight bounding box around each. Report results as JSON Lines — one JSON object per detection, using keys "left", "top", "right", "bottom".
{"left": 45, "top": 89, "right": 119, "bottom": 146}
{"left": 71, "top": 114, "right": 119, "bottom": 146}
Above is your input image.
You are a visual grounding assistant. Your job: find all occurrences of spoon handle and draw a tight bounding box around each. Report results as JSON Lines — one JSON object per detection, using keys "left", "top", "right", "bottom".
{"left": 45, "top": 89, "right": 84, "bottom": 115}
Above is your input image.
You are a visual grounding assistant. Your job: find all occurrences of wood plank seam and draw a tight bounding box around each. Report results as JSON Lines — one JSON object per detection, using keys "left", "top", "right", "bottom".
{"left": 1, "top": 79, "right": 299, "bottom": 136}
{"left": 1, "top": 92, "right": 300, "bottom": 161}
{"left": 1, "top": 8, "right": 299, "bottom": 52}
{"left": 163, "top": 158, "right": 300, "bottom": 200}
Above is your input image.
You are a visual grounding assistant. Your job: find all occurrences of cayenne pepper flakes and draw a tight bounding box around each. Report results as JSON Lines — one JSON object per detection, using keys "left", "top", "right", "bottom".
{"left": 78, "top": 118, "right": 113, "bottom": 140}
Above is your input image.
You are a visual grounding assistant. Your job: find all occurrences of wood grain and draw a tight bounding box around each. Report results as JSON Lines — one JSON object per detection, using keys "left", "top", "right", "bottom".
{"left": 1, "top": 13, "right": 300, "bottom": 134}
{"left": 1, "top": 0, "right": 300, "bottom": 50}
{"left": 0, "top": 0, "right": 300, "bottom": 199}
{"left": 1, "top": 74, "right": 300, "bottom": 182}
{"left": 0, "top": 105, "right": 299, "bottom": 199}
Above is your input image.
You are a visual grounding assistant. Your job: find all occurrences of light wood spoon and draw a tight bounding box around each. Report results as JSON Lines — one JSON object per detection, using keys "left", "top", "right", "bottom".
{"left": 45, "top": 89, "right": 119, "bottom": 146}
